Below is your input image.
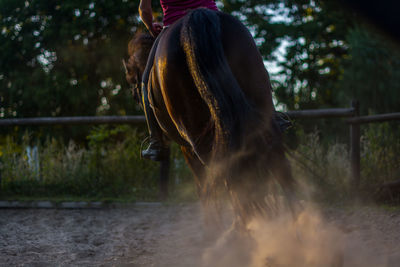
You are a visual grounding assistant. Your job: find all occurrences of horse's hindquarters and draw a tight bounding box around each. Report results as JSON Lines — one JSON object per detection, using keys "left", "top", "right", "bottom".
{"left": 152, "top": 21, "right": 214, "bottom": 155}
{"left": 149, "top": 9, "right": 298, "bottom": 226}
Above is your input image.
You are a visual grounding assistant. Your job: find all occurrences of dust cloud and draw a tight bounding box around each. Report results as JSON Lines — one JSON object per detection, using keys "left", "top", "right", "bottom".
{"left": 201, "top": 203, "right": 389, "bottom": 267}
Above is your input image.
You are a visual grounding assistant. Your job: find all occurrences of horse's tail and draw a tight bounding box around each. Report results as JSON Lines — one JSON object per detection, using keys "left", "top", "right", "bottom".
{"left": 180, "top": 9, "right": 299, "bottom": 223}
{"left": 180, "top": 8, "right": 252, "bottom": 157}
{"left": 180, "top": 8, "right": 255, "bottom": 204}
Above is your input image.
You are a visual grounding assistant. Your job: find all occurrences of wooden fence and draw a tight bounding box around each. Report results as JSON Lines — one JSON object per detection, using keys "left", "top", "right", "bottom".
{"left": 288, "top": 101, "right": 400, "bottom": 190}
{"left": 1, "top": 101, "right": 399, "bottom": 198}
{"left": 0, "top": 115, "right": 169, "bottom": 200}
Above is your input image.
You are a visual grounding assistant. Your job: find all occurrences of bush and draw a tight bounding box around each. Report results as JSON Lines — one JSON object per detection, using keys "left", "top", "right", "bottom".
{"left": 360, "top": 123, "right": 400, "bottom": 201}
{"left": 0, "top": 126, "right": 194, "bottom": 201}
{"left": 3, "top": 123, "right": 397, "bottom": 204}
{"left": 289, "top": 123, "right": 400, "bottom": 204}
{"left": 289, "top": 131, "right": 351, "bottom": 203}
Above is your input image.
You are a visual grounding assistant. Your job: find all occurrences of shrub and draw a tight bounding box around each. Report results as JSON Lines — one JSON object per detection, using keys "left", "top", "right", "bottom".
{"left": 0, "top": 126, "right": 194, "bottom": 201}
{"left": 289, "top": 123, "right": 400, "bottom": 204}
{"left": 360, "top": 123, "right": 400, "bottom": 201}
{"left": 289, "top": 131, "right": 351, "bottom": 203}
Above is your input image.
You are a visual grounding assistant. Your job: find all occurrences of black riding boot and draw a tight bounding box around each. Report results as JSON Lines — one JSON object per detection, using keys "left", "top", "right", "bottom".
{"left": 141, "top": 83, "right": 168, "bottom": 161}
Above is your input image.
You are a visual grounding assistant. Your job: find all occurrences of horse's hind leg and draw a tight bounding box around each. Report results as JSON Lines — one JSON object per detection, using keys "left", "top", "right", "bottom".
{"left": 268, "top": 134, "right": 303, "bottom": 219}
{"left": 180, "top": 146, "right": 222, "bottom": 240}
{"left": 180, "top": 146, "right": 206, "bottom": 196}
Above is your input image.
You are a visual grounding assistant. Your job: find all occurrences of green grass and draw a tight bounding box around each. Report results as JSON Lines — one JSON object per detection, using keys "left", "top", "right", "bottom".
{"left": 288, "top": 123, "right": 400, "bottom": 204}
{"left": 1, "top": 123, "right": 399, "bottom": 205}
{"left": 380, "top": 204, "right": 400, "bottom": 212}
{"left": 0, "top": 126, "right": 195, "bottom": 202}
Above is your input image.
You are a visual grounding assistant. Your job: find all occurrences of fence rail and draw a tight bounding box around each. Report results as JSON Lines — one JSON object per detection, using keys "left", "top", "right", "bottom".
{"left": 0, "top": 116, "right": 146, "bottom": 126}
{"left": 0, "top": 110, "right": 358, "bottom": 125}
{"left": 347, "top": 112, "right": 400, "bottom": 124}
{"left": 1, "top": 101, "right": 399, "bottom": 197}
{"left": 286, "top": 108, "right": 355, "bottom": 118}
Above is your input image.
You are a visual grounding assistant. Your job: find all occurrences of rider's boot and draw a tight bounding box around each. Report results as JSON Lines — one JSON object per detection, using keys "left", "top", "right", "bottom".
{"left": 141, "top": 84, "right": 168, "bottom": 161}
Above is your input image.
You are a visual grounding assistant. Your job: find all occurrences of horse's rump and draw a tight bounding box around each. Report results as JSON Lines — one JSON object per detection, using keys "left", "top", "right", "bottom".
{"left": 154, "top": 9, "right": 273, "bottom": 154}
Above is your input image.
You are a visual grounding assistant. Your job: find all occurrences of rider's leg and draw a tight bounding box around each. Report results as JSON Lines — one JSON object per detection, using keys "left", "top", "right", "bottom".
{"left": 141, "top": 30, "right": 168, "bottom": 161}
{"left": 141, "top": 80, "right": 168, "bottom": 161}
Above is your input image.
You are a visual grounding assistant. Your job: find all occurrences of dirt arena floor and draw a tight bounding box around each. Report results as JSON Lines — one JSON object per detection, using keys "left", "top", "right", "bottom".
{"left": 1, "top": 202, "right": 400, "bottom": 267}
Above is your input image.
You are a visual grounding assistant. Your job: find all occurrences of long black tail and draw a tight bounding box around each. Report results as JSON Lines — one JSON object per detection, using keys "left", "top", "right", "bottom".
{"left": 180, "top": 9, "right": 298, "bottom": 223}
{"left": 180, "top": 9, "right": 253, "bottom": 157}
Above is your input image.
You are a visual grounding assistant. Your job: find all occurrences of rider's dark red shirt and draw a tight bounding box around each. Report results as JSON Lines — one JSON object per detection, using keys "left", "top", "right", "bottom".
{"left": 160, "top": 0, "right": 218, "bottom": 26}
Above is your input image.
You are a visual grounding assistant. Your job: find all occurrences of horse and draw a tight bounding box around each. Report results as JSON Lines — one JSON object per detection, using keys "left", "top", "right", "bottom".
{"left": 125, "top": 8, "right": 298, "bottom": 230}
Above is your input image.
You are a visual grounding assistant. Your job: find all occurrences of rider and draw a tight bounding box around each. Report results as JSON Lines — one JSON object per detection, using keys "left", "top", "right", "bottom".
{"left": 138, "top": 0, "right": 290, "bottom": 161}
{"left": 138, "top": 0, "right": 219, "bottom": 161}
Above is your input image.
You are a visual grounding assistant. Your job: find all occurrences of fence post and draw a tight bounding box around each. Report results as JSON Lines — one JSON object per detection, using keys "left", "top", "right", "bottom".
{"left": 350, "top": 100, "right": 360, "bottom": 190}
{"left": 159, "top": 147, "right": 170, "bottom": 200}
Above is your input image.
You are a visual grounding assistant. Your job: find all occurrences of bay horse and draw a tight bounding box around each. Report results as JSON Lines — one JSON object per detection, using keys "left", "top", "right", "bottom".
{"left": 125, "top": 9, "right": 298, "bottom": 228}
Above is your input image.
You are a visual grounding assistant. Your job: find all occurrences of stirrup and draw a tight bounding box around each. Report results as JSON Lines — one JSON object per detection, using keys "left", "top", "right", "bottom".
{"left": 275, "top": 111, "right": 292, "bottom": 132}
{"left": 141, "top": 139, "right": 168, "bottom": 161}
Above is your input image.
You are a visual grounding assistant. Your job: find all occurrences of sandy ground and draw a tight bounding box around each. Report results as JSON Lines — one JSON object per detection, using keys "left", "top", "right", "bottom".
{"left": 0, "top": 203, "right": 400, "bottom": 267}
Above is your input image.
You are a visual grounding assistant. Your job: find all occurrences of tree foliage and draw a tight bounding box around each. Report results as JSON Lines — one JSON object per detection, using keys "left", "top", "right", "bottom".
{"left": 221, "top": 0, "right": 399, "bottom": 115}
{"left": 340, "top": 26, "right": 400, "bottom": 115}
{"left": 1, "top": 0, "right": 398, "bottom": 128}
{"left": 221, "top": 0, "right": 356, "bottom": 110}
{"left": 0, "top": 0, "right": 162, "bottom": 120}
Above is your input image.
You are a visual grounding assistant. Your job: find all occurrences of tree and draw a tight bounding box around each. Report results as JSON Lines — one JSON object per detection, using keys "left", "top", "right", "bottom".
{"left": 220, "top": 0, "right": 357, "bottom": 111}
{"left": 0, "top": 0, "right": 162, "bottom": 121}
{"left": 340, "top": 25, "right": 400, "bottom": 115}
{"left": 1, "top": 0, "right": 398, "bottom": 141}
